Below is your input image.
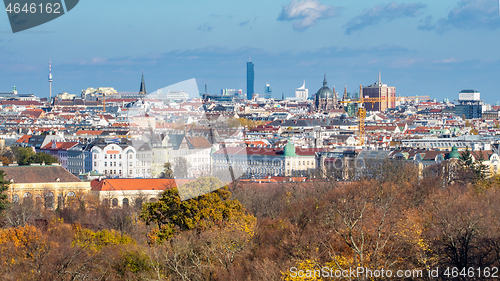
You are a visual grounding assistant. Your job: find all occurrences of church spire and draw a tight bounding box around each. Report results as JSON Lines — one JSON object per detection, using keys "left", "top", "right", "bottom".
{"left": 343, "top": 84, "right": 348, "bottom": 100}
{"left": 139, "top": 70, "right": 146, "bottom": 95}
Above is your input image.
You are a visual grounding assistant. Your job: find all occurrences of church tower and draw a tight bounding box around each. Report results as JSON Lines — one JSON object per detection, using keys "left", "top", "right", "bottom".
{"left": 139, "top": 70, "right": 147, "bottom": 95}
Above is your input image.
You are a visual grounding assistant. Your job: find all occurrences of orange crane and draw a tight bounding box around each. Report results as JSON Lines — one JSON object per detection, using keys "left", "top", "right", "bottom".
{"left": 339, "top": 85, "right": 387, "bottom": 146}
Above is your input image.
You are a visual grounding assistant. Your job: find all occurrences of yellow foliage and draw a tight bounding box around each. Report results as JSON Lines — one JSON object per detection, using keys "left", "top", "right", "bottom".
{"left": 282, "top": 259, "right": 322, "bottom": 281}
{"left": 72, "top": 228, "right": 134, "bottom": 251}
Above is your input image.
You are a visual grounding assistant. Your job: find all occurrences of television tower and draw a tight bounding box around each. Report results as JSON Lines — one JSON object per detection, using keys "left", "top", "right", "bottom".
{"left": 48, "top": 60, "right": 53, "bottom": 101}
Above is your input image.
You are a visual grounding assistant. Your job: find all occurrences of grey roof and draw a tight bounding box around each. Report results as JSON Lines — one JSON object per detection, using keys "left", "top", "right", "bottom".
{"left": 168, "top": 134, "right": 185, "bottom": 150}
{"left": 0, "top": 165, "right": 82, "bottom": 184}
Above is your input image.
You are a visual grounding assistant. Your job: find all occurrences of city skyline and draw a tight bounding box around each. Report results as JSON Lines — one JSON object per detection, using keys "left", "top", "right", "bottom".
{"left": 0, "top": 0, "right": 500, "bottom": 102}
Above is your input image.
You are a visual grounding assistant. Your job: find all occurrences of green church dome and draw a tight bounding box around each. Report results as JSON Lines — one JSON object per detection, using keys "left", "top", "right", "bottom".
{"left": 283, "top": 141, "right": 297, "bottom": 157}
{"left": 447, "top": 145, "right": 461, "bottom": 159}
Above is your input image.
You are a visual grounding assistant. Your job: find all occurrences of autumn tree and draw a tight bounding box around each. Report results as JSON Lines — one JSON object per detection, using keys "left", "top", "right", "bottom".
{"left": 141, "top": 177, "right": 256, "bottom": 279}
{"left": 320, "top": 180, "right": 410, "bottom": 274}
{"left": 0, "top": 170, "right": 10, "bottom": 213}
{"left": 424, "top": 188, "right": 494, "bottom": 273}
{"left": 140, "top": 177, "right": 255, "bottom": 243}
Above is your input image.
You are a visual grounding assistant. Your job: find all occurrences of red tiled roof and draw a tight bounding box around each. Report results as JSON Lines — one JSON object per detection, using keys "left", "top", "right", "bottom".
{"left": 41, "top": 141, "right": 78, "bottom": 150}
{"left": 91, "top": 178, "right": 195, "bottom": 191}
{"left": 186, "top": 137, "right": 211, "bottom": 149}
{"left": 76, "top": 130, "right": 104, "bottom": 136}
{"left": 15, "top": 135, "right": 31, "bottom": 143}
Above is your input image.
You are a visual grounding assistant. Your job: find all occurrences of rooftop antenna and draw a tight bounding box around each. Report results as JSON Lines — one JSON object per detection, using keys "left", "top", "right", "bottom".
{"left": 48, "top": 59, "right": 53, "bottom": 101}
{"left": 378, "top": 69, "right": 381, "bottom": 85}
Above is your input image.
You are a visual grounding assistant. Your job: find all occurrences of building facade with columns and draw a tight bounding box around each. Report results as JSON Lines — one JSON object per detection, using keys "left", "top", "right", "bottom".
{"left": 2, "top": 165, "right": 91, "bottom": 209}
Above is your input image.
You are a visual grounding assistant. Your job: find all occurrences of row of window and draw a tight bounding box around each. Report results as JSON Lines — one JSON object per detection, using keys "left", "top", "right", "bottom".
{"left": 214, "top": 158, "right": 313, "bottom": 167}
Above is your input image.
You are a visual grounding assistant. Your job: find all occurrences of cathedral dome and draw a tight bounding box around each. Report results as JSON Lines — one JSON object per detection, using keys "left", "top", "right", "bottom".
{"left": 316, "top": 74, "right": 334, "bottom": 99}
{"left": 318, "top": 86, "right": 334, "bottom": 99}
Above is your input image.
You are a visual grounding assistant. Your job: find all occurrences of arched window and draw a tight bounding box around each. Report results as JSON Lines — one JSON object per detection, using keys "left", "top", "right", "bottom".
{"left": 67, "top": 191, "right": 76, "bottom": 197}
{"left": 58, "top": 193, "right": 64, "bottom": 209}
{"left": 12, "top": 195, "right": 19, "bottom": 204}
{"left": 45, "top": 191, "right": 55, "bottom": 209}
{"left": 123, "top": 198, "right": 129, "bottom": 207}
{"left": 135, "top": 198, "right": 143, "bottom": 206}
{"left": 112, "top": 198, "right": 118, "bottom": 207}
{"left": 102, "top": 199, "right": 109, "bottom": 207}
{"left": 149, "top": 197, "right": 157, "bottom": 203}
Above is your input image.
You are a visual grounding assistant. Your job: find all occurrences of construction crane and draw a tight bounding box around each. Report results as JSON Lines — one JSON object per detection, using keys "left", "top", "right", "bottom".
{"left": 339, "top": 85, "right": 387, "bottom": 146}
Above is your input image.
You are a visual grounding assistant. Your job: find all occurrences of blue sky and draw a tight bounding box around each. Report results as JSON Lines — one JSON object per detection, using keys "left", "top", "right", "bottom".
{"left": 1, "top": 0, "right": 500, "bottom": 103}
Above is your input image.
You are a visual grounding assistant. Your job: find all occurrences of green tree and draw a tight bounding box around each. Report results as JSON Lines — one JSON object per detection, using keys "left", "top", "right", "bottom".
{"left": 460, "top": 147, "right": 487, "bottom": 182}
{"left": 11, "top": 146, "right": 35, "bottom": 165}
{"left": 459, "top": 147, "right": 474, "bottom": 169}
{"left": 160, "top": 162, "right": 174, "bottom": 178}
{"left": 30, "top": 152, "right": 59, "bottom": 165}
{"left": 140, "top": 177, "right": 255, "bottom": 243}
{"left": 0, "top": 170, "right": 10, "bottom": 212}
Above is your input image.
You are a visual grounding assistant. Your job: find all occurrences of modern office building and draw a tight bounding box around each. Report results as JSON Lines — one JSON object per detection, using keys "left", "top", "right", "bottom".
{"left": 455, "top": 89, "right": 482, "bottom": 119}
{"left": 264, "top": 83, "right": 272, "bottom": 99}
{"left": 247, "top": 59, "right": 254, "bottom": 100}
{"left": 295, "top": 80, "right": 308, "bottom": 100}
{"left": 362, "top": 71, "right": 396, "bottom": 111}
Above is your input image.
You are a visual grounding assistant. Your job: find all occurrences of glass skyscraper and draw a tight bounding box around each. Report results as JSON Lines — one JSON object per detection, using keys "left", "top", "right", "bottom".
{"left": 247, "top": 60, "right": 254, "bottom": 100}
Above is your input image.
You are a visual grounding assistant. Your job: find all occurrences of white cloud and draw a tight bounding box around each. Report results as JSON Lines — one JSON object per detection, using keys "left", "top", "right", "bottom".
{"left": 419, "top": 0, "right": 500, "bottom": 33}
{"left": 344, "top": 2, "right": 427, "bottom": 35}
{"left": 278, "top": 0, "right": 343, "bottom": 31}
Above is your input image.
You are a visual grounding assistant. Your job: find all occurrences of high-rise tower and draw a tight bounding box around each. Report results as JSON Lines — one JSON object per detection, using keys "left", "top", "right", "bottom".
{"left": 362, "top": 71, "right": 396, "bottom": 111}
{"left": 246, "top": 57, "right": 254, "bottom": 100}
{"left": 48, "top": 60, "right": 53, "bottom": 101}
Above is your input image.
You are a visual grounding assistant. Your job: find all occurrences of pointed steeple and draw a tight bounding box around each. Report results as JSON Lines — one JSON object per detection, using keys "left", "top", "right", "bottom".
{"left": 139, "top": 70, "right": 146, "bottom": 95}
{"left": 343, "top": 84, "right": 348, "bottom": 100}
{"left": 323, "top": 73, "right": 327, "bottom": 86}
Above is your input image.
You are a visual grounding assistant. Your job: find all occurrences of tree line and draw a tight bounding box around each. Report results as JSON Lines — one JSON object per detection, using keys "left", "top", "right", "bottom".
{"left": 0, "top": 153, "right": 499, "bottom": 279}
